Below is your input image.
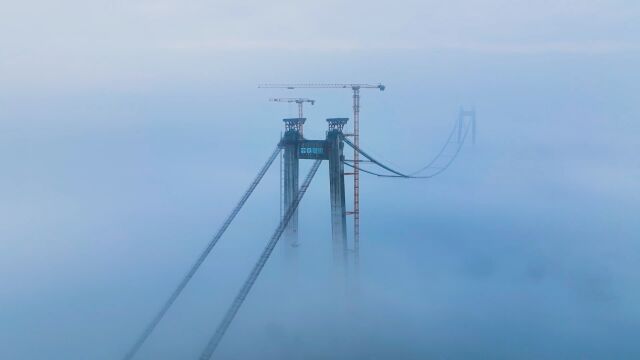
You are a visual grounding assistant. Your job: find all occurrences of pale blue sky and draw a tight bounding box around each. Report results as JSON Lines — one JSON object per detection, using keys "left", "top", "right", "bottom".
{"left": 1, "top": 0, "right": 639, "bottom": 91}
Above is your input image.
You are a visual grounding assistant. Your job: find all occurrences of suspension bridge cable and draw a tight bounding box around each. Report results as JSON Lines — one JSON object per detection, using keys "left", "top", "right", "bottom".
{"left": 342, "top": 161, "right": 395, "bottom": 177}
{"left": 411, "top": 122, "right": 470, "bottom": 178}
{"left": 199, "top": 159, "right": 323, "bottom": 360}
{"left": 341, "top": 135, "right": 410, "bottom": 177}
{"left": 121, "top": 145, "right": 282, "bottom": 360}
{"left": 341, "top": 120, "right": 471, "bottom": 179}
{"left": 409, "top": 118, "right": 459, "bottom": 175}
{"left": 342, "top": 113, "right": 470, "bottom": 178}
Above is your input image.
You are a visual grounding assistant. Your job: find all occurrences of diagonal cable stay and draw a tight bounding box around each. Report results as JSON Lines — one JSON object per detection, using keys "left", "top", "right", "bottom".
{"left": 199, "top": 159, "right": 323, "bottom": 360}
{"left": 122, "top": 145, "right": 282, "bottom": 360}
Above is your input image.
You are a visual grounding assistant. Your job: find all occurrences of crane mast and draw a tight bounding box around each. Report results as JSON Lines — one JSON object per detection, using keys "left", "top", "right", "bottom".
{"left": 260, "top": 83, "right": 385, "bottom": 271}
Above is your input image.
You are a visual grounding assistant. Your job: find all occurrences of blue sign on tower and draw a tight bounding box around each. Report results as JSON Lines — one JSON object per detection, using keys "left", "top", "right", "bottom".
{"left": 298, "top": 140, "right": 329, "bottom": 160}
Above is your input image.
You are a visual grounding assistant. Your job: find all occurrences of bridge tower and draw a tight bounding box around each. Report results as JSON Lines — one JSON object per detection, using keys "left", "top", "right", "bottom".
{"left": 279, "top": 117, "right": 349, "bottom": 271}
{"left": 281, "top": 118, "right": 305, "bottom": 252}
{"left": 326, "top": 118, "right": 349, "bottom": 270}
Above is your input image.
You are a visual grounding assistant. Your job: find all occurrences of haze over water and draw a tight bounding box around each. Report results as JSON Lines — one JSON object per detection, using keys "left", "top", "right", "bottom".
{"left": 1, "top": 1, "right": 639, "bottom": 359}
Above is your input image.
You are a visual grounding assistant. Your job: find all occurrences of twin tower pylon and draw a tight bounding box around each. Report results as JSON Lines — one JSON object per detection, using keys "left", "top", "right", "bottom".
{"left": 280, "top": 117, "right": 349, "bottom": 270}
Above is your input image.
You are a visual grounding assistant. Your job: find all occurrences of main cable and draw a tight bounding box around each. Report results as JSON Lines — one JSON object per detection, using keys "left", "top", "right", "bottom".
{"left": 122, "top": 145, "right": 282, "bottom": 360}
{"left": 409, "top": 118, "right": 459, "bottom": 175}
{"left": 342, "top": 120, "right": 471, "bottom": 179}
{"left": 199, "top": 159, "right": 323, "bottom": 360}
{"left": 341, "top": 136, "right": 410, "bottom": 177}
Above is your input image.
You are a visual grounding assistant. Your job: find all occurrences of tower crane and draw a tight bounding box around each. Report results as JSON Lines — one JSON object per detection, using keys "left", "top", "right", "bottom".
{"left": 259, "top": 83, "right": 385, "bottom": 269}
{"left": 269, "top": 97, "right": 315, "bottom": 119}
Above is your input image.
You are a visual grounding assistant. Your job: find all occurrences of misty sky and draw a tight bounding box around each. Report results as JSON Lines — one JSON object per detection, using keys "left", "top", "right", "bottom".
{"left": 1, "top": 1, "right": 640, "bottom": 359}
